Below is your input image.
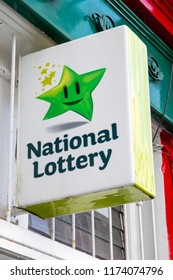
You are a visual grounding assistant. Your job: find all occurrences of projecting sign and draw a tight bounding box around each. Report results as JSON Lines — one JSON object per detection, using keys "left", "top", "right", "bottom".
{"left": 16, "top": 26, "right": 155, "bottom": 218}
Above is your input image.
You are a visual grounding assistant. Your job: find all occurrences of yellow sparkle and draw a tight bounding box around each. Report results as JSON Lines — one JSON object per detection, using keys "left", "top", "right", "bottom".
{"left": 41, "top": 71, "right": 56, "bottom": 87}
{"left": 45, "top": 62, "right": 50, "bottom": 67}
{"left": 38, "top": 66, "right": 42, "bottom": 69}
{"left": 49, "top": 71, "right": 56, "bottom": 78}
{"left": 41, "top": 68, "right": 48, "bottom": 75}
{"left": 41, "top": 76, "right": 52, "bottom": 87}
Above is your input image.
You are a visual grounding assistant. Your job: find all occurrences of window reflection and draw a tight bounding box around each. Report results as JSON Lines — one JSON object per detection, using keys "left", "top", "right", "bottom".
{"left": 29, "top": 215, "right": 51, "bottom": 237}
{"left": 95, "top": 208, "right": 110, "bottom": 259}
{"left": 75, "top": 212, "right": 92, "bottom": 255}
{"left": 55, "top": 215, "right": 72, "bottom": 247}
{"left": 29, "top": 206, "right": 125, "bottom": 259}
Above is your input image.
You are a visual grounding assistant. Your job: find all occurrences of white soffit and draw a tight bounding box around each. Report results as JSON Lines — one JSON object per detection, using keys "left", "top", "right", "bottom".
{"left": 0, "top": 1, "right": 55, "bottom": 60}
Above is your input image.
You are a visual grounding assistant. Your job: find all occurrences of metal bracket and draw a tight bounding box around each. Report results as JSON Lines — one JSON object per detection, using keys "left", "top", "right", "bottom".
{"left": 148, "top": 56, "right": 164, "bottom": 81}
{"left": 92, "top": 13, "right": 115, "bottom": 31}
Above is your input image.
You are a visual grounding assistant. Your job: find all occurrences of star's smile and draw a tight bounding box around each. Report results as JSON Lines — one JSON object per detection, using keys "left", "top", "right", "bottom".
{"left": 63, "top": 98, "right": 83, "bottom": 106}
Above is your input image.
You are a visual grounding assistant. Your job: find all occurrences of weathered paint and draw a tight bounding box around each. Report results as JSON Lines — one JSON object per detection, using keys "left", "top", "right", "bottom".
{"left": 128, "top": 29, "right": 155, "bottom": 196}
{"left": 161, "top": 130, "right": 173, "bottom": 260}
{"left": 21, "top": 186, "right": 151, "bottom": 219}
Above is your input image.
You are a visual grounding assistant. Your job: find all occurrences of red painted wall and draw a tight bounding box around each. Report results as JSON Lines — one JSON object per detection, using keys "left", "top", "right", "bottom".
{"left": 122, "top": 0, "right": 173, "bottom": 49}
{"left": 161, "top": 130, "right": 173, "bottom": 259}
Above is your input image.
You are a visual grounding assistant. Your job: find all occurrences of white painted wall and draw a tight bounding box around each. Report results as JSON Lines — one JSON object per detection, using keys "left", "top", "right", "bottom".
{"left": 0, "top": 77, "right": 10, "bottom": 218}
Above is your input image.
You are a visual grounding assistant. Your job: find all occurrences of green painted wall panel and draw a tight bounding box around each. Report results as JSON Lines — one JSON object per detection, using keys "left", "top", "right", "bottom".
{"left": 3, "top": 0, "right": 173, "bottom": 132}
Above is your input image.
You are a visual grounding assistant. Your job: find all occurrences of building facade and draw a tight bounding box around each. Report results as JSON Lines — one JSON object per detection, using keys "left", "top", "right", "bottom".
{"left": 0, "top": 0, "right": 172, "bottom": 260}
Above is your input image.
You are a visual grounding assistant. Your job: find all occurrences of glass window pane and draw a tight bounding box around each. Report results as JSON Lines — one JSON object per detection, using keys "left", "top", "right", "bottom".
{"left": 75, "top": 212, "right": 92, "bottom": 255}
{"left": 113, "top": 245, "right": 125, "bottom": 260}
{"left": 29, "top": 214, "right": 51, "bottom": 237}
{"left": 95, "top": 208, "right": 109, "bottom": 240}
{"left": 112, "top": 206, "right": 125, "bottom": 260}
{"left": 113, "top": 227, "right": 123, "bottom": 245}
{"left": 76, "top": 228, "right": 92, "bottom": 255}
{"left": 94, "top": 208, "right": 110, "bottom": 259}
{"left": 55, "top": 215, "right": 72, "bottom": 247}
{"left": 95, "top": 237, "right": 110, "bottom": 259}
{"left": 75, "top": 212, "right": 91, "bottom": 231}
{"left": 112, "top": 206, "right": 123, "bottom": 229}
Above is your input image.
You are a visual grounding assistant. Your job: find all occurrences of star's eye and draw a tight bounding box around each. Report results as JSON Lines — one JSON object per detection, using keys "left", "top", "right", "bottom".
{"left": 63, "top": 86, "right": 68, "bottom": 99}
{"left": 75, "top": 81, "right": 80, "bottom": 94}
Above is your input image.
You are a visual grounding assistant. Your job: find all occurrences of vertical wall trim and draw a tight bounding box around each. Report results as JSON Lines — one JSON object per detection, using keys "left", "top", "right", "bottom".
{"left": 109, "top": 207, "right": 113, "bottom": 260}
{"left": 123, "top": 205, "right": 130, "bottom": 259}
{"left": 72, "top": 214, "right": 76, "bottom": 249}
{"left": 151, "top": 199, "right": 158, "bottom": 259}
{"left": 137, "top": 202, "right": 144, "bottom": 259}
{"left": 6, "top": 34, "right": 16, "bottom": 222}
{"left": 91, "top": 211, "right": 95, "bottom": 257}
{"left": 50, "top": 218, "right": 55, "bottom": 241}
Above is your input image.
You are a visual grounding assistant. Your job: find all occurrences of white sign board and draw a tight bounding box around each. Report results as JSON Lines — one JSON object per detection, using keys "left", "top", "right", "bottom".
{"left": 17, "top": 26, "right": 155, "bottom": 218}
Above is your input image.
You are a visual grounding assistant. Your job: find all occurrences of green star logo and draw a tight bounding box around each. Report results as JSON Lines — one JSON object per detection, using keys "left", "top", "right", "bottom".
{"left": 36, "top": 65, "right": 106, "bottom": 121}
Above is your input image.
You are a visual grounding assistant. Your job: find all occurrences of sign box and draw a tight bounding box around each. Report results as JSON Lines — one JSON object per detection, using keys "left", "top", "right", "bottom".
{"left": 16, "top": 26, "right": 155, "bottom": 218}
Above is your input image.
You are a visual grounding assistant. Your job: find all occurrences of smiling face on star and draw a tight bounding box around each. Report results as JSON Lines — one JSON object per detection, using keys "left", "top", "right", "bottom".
{"left": 62, "top": 81, "right": 83, "bottom": 105}
{"left": 57, "top": 66, "right": 85, "bottom": 106}
{"left": 37, "top": 65, "right": 106, "bottom": 121}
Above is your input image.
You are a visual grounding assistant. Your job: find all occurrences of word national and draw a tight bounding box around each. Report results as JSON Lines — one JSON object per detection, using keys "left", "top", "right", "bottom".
{"left": 27, "top": 123, "right": 119, "bottom": 178}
